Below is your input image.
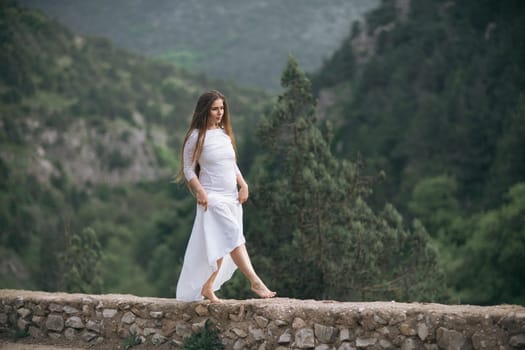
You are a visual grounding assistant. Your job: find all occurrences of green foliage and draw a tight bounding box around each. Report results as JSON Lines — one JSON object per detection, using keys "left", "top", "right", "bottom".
{"left": 0, "top": 1, "right": 267, "bottom": 297}
{"left": 181, "top": 320, "right": 224, "bottom": 350}
{"left": 408, "top": 175, "right": 459, "bottom": 237}
{"left": 122, "top": 330, "right": 142, "bottom": 349}
{"left": 61, "top": 227, "right": 103, "bottom": 293}
{"left": 313, "top": 0, "right": 525, "bottom": 305}
{"left": 250, "top": 56, "right": 445, "bottom": 301}
{"left": 314, "top": 0, "right": 525, "bottom": 214}
{"left": 448, "top": 183, "right": 525, "bottom": 305}
{"left": 365, "top": 0, "right": 398, "bottom": 34}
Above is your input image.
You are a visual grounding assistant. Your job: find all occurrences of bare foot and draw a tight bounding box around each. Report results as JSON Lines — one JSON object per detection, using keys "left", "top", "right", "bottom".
{"left": 201, "top": 286, "right": 223, "bottom": 304}
{"left": 251, "top": 281, "right": 276, "bottom": 299}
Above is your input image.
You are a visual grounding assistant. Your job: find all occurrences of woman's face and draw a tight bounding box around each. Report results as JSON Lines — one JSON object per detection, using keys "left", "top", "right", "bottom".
{"left": 208, "top": 98, "right": 224, "bottom": 128}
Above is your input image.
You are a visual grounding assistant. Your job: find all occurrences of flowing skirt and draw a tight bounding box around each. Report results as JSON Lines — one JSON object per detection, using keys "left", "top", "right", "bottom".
{"left": 176, "top": 193, "right": 245, "bottom": 301}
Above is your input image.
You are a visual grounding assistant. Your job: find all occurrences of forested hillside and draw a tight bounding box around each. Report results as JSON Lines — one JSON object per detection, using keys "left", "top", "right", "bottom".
{"left": 2, "top": 0, "right": 523, "bottom": 306}
{"left": 16, "top": 0, "right": 379, "bottom": 89}
{"left": 313, "top": 0, "right": 525, "bottom": 305}
{"left": 0, "top": 0, "right": 268, "bottom": 296}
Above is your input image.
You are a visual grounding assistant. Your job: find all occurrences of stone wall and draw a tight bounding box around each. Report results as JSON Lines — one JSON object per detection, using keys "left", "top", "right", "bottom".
{"left": 1, "top": 289, "right": 525, "bottom": 349}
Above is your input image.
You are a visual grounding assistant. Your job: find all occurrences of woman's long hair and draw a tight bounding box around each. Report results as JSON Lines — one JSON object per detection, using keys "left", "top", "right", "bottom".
{"left": 175, "top": 90, "right": 236, "bottom": 184}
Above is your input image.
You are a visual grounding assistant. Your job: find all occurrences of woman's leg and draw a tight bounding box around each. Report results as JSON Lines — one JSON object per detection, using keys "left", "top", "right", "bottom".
{"left": 230, "top": 244, "right": 276, "bottom": 298}
{"left": 201, "top": 258, "right": 223, "bottom": 303}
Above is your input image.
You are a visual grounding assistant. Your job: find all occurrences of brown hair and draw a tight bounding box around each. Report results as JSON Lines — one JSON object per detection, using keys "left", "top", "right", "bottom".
{"left": 176, "top": 90, "right": 236, "bottom": 183}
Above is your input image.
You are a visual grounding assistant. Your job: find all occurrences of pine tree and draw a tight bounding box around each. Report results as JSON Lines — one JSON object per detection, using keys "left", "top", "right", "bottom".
{"left": 61, "top": 227, "right": 103, "bottom": 293}
{"left": 250, "top": 56, "right": 445, "bottom": 301}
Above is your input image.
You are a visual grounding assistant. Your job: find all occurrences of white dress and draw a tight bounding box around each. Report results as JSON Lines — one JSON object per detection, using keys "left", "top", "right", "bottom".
{"left": 176, "top": 128, "right": 246, "bottom": 301}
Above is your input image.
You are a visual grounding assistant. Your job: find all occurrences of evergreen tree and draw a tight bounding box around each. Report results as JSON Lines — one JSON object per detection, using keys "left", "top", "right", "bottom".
{"left": 249, "top": 56, "right": 445, "bottom": 301}
{"left": 61, "top": 227, "right": 103, "bottom": 293}
{"left": 448, "top": 182, "right": 525, "bottom": 305}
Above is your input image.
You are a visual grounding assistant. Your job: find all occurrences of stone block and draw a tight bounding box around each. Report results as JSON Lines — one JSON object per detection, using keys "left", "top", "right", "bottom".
{"left": 340, "top": 328, "right": 352, "bottom": 341}
{"left": 314, "top": 323, "right": 338, "bottom": 343}
{"left": 17, "top": 318, "right": 29, "bottom": 331}
{"left": 152, "top": 333, "right": 167, "bottom": 345}
{"left": 510, "top": 334, "right": 525, "bottom": 348}
{"left": 63, "top": 306, "right": 79, "bottom": 314}
{"left": 293, "top": 317, "right": 307, "bottom": 329}
{"left": 356, "top": 337, "right": 377, "bottom": 347}
{"left": 255, "top": 315, "right": 269, "bottom": 328}
{"left": 86, "top": 320, "right": 101, "bottom": 333}
{"left": 232, "top": 327, "right": 248, "bottom": 338}
{"left": 278, "top": 330, "right": 293, "bottom": 344}
{"left": 399, "top": 322, "right": 417, "bottom": 336}
{"left": 162, "top": 320, "right": 178, "bottom": 336}
{"left": 295, "top": 328, "right": 315, "bottom": 348}
{"left": 121, "top": 311, "right": 136, "bottom": 324}
{"left": 338, "top": 343, "right": 357, "bottom": 350}
{"left": 81, "top": 331, "right": 98, "bottom": 342}
{"left": 249, "top": 325, "right": 265, "bottom": 341}
{"left": 17, "top": 308, "right": 31, "bottom": 318}
{"left": 49, "top": 303, "right": 63, "bottom": 312}
{"left": 417, "top": 322, "right": 429, "bottom": 341}
{"left": 65, "top": 316, "right": 84, "bottom": 329}
{"left": 102, "top": 308, "right": 118, "bottom": 318}
{"left": 46, "top": 314, "right": 64, "bottom": 332}
{"left": 195, "top": 304, "right": 209, "bottom": 316}
{"left": 64, "top": 327, "right": 77, "bottom": 340}
{"left": 150, "top": 311, "right": 163, "bottom": 319}
{"left": 28, "top": 326, "right": 44, "bottom": 338}
{"left": 436, "top": 327, "right": 466, "bottom": 350}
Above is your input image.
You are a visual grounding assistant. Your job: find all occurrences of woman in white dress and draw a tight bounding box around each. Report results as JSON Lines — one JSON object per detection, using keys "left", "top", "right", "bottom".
{"left": 175, "top": 90, "right": 276, "bottom": 303}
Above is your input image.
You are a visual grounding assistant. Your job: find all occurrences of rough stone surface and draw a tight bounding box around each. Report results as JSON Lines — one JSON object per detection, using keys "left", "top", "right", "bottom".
{"left": 1, "top": 290, "right": 524, "bottom": 350}
{"left": 295, "top": 328, "right": 315, "bottom": 348}
{"left": 102, "top": 308, "right": 118, "bottom": 318}
{"left": 315, "top": 345, "right": 331, "bottom": 350}
{"left": 49, "top": 303, "right": 62, "bottom": 312}
{"left": 63, "top": 305, "right": 79, "bottom": 314}
{"left": 17, "top": 307, "right": 31, "bottom": 318}
{"left": 81, "top": 330, "right": 97, "bottom": 342}
{"left": 293, "top": 317, "right": 307, "bottom": 329}
{"left": 338, "top": 343, "right": 356, "bottom": 350}
{"left": 437, "top": 327, "right": 466, "bottom": 350}
{"left": 65, "top": 316, "right": 84, "bottom": 329}
{"left": 417, "top": 322, "right": 429, "bottom": 341}
{"left": 45, "top": 314, "right": 64, "bottom": 332}
{"left": 356, "top": 337, "right": 377, "bottom": 347}
{"left": 249, "top": 326, "right": 265, "bottom": 341}
{"left": 86, "top": 320, "right": 101, "bottom": 333}
{"left": 340, "top": 328, "right": 352, "bottom": 341}
{"left": 195, "top": 304, "right": 209, "bottom": 316}
{"left": 64, "top": 327, "right": 76, "bottom": 340}
{"left": 510, "top": 334, "right": 525, "bottom": 347}
{"left": 255, "top": 315, "right": 269, "bottom": 328}
{"left": 149, "top": 311, "right": 163, "bottom": 319}
{"left": 152, "top": 333, "right": 167, "bottom": 345}
{"left": 315, "top": 323, "right": 338, "bottom": 343}
{"left": 121, "top": 311, "right": 136, "bottom": 324}
{"left": 278, "top": 330, "right": 293, "bottom": 344}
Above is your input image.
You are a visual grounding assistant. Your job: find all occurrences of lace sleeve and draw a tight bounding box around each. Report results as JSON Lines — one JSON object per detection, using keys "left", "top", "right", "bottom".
{"left": 183, "top": 130, "right": 198, "bottom": 181}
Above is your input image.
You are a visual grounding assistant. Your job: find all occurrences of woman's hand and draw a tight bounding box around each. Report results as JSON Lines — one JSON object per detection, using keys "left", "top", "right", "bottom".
{"left": 238, "top": 185, "right": 249, "bottom": 204}
{"left": 196, "top": 189, "right": 208, "bottom": 211}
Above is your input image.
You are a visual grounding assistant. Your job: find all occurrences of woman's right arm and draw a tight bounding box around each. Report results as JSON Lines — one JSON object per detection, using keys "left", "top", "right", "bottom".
{"left": 183, "top": 130, "right": 208, "bottom": 210}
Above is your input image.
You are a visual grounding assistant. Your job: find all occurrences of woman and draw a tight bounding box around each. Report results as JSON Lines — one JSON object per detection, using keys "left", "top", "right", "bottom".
{"left": 175, "top": 90, "right": 276, "bottom": 303}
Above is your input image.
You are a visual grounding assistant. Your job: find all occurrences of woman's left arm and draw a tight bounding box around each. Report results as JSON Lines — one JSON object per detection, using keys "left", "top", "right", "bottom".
{"left": 236, "top": 165, "right": 249, "bottom": 204}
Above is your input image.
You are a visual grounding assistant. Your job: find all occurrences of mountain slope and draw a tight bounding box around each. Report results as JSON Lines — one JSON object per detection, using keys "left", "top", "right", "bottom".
{"left": 16, "top": 0, "right": 379, "bottom": 89}
{"left": 313, "top": 0, "right": 525, "bottom": 213}
{"left": 0, "top": 0, "right": 268, "bottom": 295}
